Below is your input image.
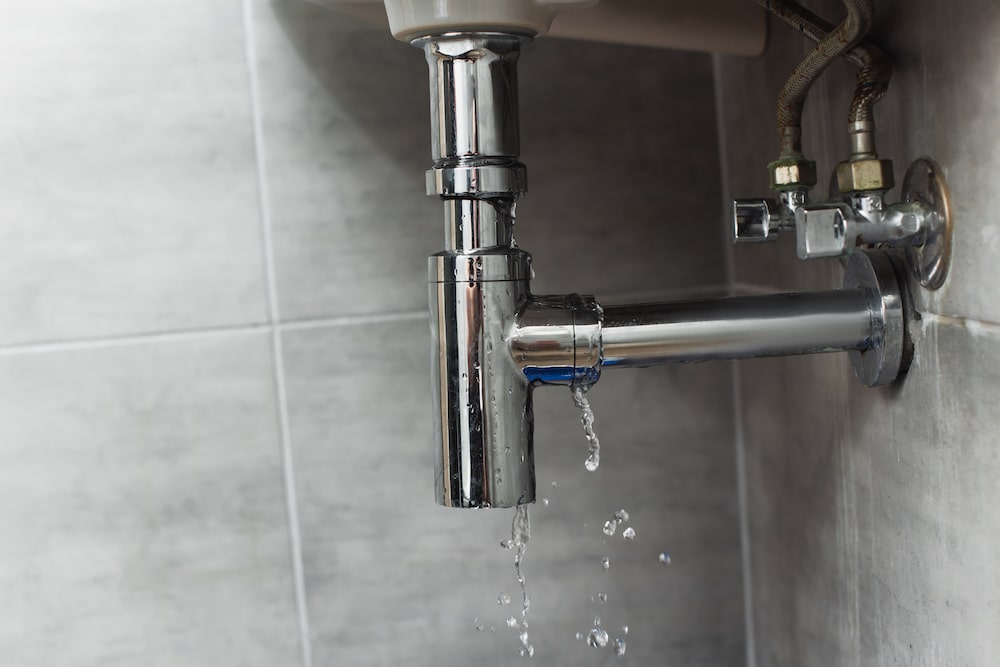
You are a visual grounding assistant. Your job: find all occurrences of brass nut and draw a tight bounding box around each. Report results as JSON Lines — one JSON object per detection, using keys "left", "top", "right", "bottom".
{"left": 768, "top": 159, "right": 817, "bottom": 191}
{"left": 836, "top": 159, "right": 895, "bottom": 192}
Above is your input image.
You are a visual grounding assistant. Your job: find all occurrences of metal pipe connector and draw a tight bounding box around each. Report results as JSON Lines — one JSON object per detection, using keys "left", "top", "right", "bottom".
{"left": 419, "top": 33, "right": 528, "bottom": 200}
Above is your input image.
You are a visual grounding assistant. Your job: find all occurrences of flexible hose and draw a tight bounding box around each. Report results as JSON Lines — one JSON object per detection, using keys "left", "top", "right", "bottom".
{"left": 759, "top": 0, "right": 891, "bottom": 125}
{"left": 754, "top": 0, "right": 875, "bottom": 158}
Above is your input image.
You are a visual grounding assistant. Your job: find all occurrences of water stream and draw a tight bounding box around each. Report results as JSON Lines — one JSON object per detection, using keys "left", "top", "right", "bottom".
{"left": 504, "top": 504, "right": 533, "bottom": 657}
{"left": 571, "top": 386, "right": 601, "bottom": 472}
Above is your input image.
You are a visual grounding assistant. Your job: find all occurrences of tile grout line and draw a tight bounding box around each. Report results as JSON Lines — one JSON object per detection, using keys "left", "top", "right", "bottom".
{"left": 711, "top": 53, "right": 738, "bottom": 297}
{"left": 240, "top": 3, "right": 313, "bottom": 666}
{"left": 0, "top": 322, "right": 272, "bottom": 357}
{"left": 730, "top": 361, "right": 756, "bottom": 667}
{"left": 0, "top": 311, "right": 432, "bottom": 357}
{"left": 281, "top": 309, "right": 427, "bottom": 332}
{"left": 712, "top": 54, "right": 755, "bottom": 666}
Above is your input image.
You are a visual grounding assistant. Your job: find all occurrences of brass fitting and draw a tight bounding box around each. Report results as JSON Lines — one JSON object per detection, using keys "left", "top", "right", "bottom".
{"left": 768, "top": 158, "right": 817, "bottom": 192}
{"left": 836, "top": 158, "right": 894, "bottom": 193}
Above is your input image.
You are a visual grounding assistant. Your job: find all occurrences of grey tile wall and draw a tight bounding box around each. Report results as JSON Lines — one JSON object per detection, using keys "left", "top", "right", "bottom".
{"left": 250, "top": 0, "right": 438, "bottom": 321}
{"left": 0, "top": 334, "right": 301, "bottom": 666}
{"left": 717, "top": 1, "right": 1000, "bottom": 664}
{"left": 737, "top": 318, "right": 1000, "bottom": 666}
{"left": 0, "top": 1, "right": 269, "bottom": 344}
{"left": 516, "top": 40, "right": 725, "bottom": 299}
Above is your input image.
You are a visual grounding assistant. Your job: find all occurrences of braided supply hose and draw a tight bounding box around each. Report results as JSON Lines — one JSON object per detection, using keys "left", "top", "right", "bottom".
{"left": 754, "top": 0, "right": 876, "bottom": 158}
{"left": 759, "top": 0, "right": 891, "bottom": 159}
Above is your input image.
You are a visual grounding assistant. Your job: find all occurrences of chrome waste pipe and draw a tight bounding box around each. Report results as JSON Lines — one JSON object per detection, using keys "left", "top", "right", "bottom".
{"left": 601, "top": 290, "right": 873, "bottom": 368}
{"left": 420, "top": 33, "right": 537, "bottom": 509}
{"left": 417, "top": 32, "right": 911, "bottom": 510}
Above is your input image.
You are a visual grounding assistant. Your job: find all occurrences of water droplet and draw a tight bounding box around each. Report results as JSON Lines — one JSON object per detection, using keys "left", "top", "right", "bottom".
{"left": 622, "top": 625, "right": 629, "bottom": 635}
{"left": 572, "top": 387, "right": 602, "bottom": 471}
{"left": 614, "top": 638, "right": 627, "bottom": 657}
{"left": 575, "top": 631, "right": 584, "bottom": 641}
{"left": 601, "top": 557, "right": 610, "bottom": 571}
{"left": 542, "top": 498, "right": 549, "bottom": 506}
{"left": 603, "top": 519, "right": 618, "bottom": 536}
{"left": 475, "top": 624, "right": 484, "bottom": 632}
{"left": 594, "top": 616, "right": 601, "bottom": 626}
{"left": 658, "top": 552, "right": 671, "bottom": 564}
{"left": 519, "top": 631, "right": 529, "bottom": 645}
{"left": 499, "top": 592, "right": 511, "bottom": 605}
{"left": 519, "top": 644, "right": 534, "bottom": 658}
{"left": 598, "top": 592, "right": 607, "bottom": 603}
{"left": 507, "top": 616, "right": 519, "bottom": 629}
{"left": 504, "top": 446, "right": 511, "bottom": 455}
{"left": 614, "top": 509, "right": 630, "bottom": 523}
{"left": 500, "top": 539, "right": 514, "bottom": 550}
{"left": 551, "top": 481, "right": 558, "bottom": 488}
{"left": 622, "top": 527, "right": 636, "bottom": 540}
{"left": 587, "top": 627, "right": 609, "bottom": 649}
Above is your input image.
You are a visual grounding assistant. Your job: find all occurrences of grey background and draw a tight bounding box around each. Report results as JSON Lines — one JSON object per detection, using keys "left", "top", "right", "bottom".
{"left": 3, "top": 0, "right": 998, "bottom": 665}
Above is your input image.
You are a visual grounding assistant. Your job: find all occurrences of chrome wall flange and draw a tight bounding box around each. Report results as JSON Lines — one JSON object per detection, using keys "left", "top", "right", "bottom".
{"left": 902, "top": 157, "right": 953, "bottom": 290}
{"left": 842, "top": 250, "right": 912, "bottom": 386}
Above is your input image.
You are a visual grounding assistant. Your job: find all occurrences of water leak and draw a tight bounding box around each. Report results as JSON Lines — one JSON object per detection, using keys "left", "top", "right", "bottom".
{"left": 510, "top": 504, "right": 533, "bottom": 658}
{"left": 571, "top": 386, "right": 601, "bottom": 471}
{"left": 603, "top": 509, "right": 631, "bottom": 537}
{"left": 587, "top": 627, "right": 609, "bottom": 649}
{"left": 582, "top": 509, "right": 634, "bottom": 657}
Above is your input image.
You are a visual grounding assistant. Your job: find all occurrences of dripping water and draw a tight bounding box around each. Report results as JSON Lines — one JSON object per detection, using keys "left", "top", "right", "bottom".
{"left": 511, "top": 504, "right": 533, "bottom": 657}
{"left": 571, "top": 386, "right": 601, "bottom": 471}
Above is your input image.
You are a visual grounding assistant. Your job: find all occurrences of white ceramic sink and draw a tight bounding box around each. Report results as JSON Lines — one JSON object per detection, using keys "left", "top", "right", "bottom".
{"left": 311, "top": 0, "right": 765, "bottom": 54}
